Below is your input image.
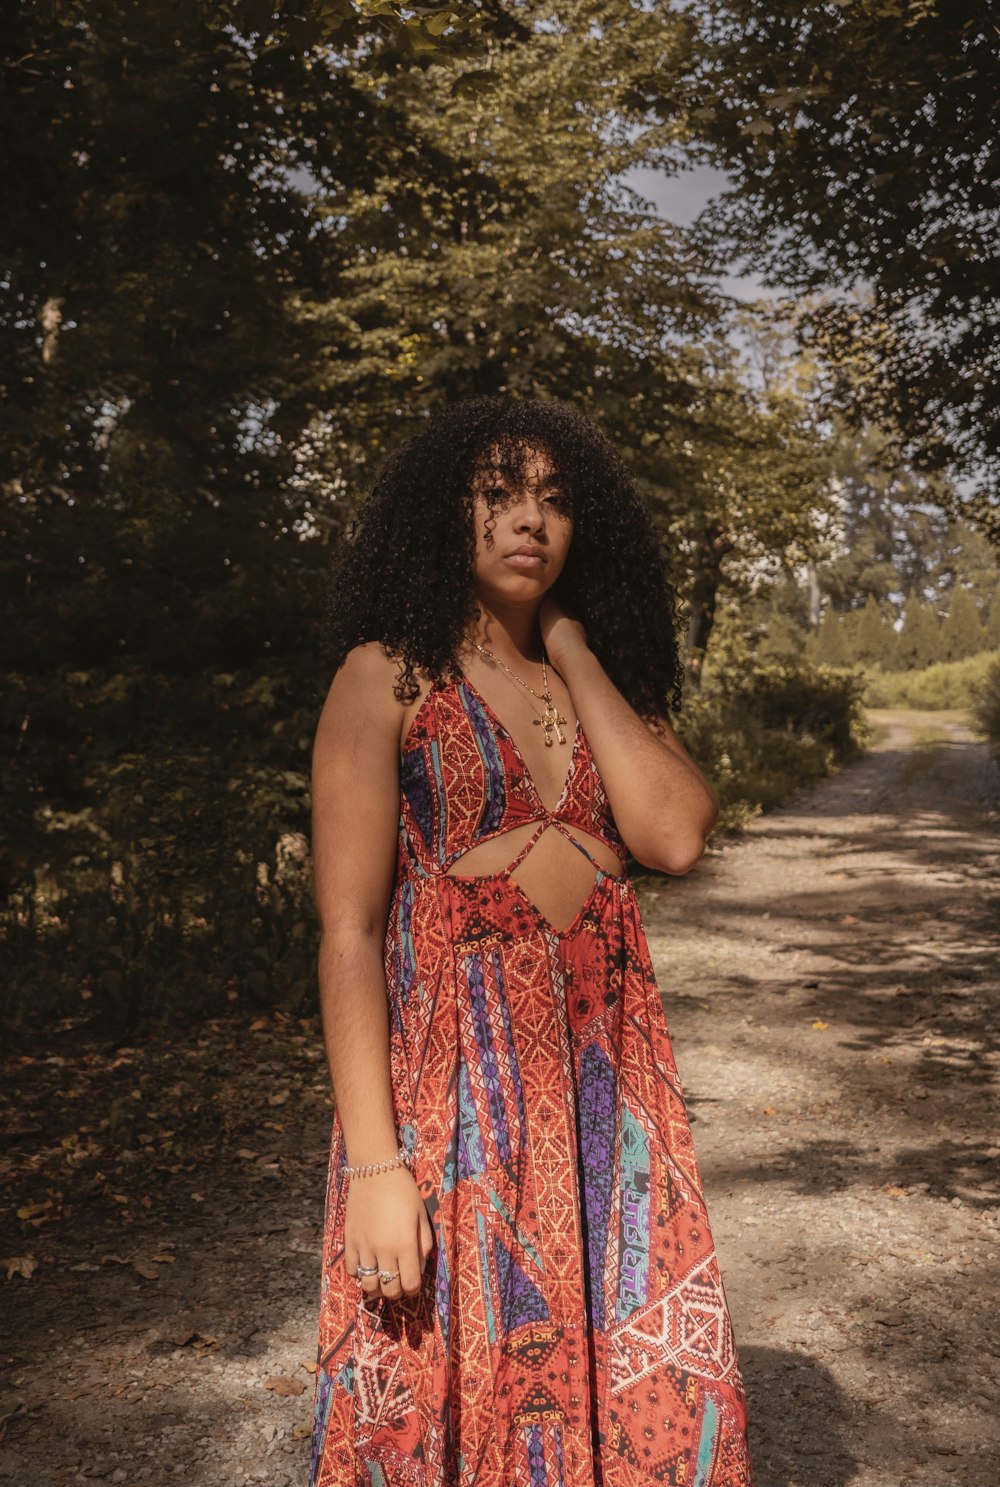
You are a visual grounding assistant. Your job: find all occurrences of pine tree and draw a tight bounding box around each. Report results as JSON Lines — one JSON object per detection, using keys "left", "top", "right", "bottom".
{"left": 915, "top": 607, "right": 943, "bottom": 667}
{"left": 879, "top": 600, "right": 902, "bottom": 671}
{"left": 940, "top": 587, "right": 986, "bottom": 662}
{"left": 852, "top": 594, "right": 890, "bottom": 667}
{"left": 897, "top": 591, "right": 925, "bottom": 670}
{"left": 812, "top": 606, "right": 847, "bottom": 666}
{"left": 985, "top": 588, "right": 1000, "bottom": 651}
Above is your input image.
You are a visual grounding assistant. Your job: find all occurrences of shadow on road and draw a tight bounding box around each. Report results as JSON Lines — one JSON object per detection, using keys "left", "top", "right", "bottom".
{"left": 742, "top": 1345, "right": 858, "bottom": 1487}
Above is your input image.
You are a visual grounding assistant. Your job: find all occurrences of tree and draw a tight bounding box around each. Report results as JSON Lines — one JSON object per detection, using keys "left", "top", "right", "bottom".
{"left": 987, "top": 589, "right": 1000, "bottom": 651}
{"left": 668, "top": 307, "right": 835, "bottom": 682}
{"left": 687, "top": 0, "right": 1000, "bottom": 540}
{"left": 939, "top": 587, "right": 986, "bottom": 663}
{"left": 851, "top": 594, "right": 893, "bottom": 668}
{"left": 6, "top": 0, "right": 838, "bottom": 1028}
{"left": 811, "top": 606, "right": 847, "bottom": 668}
{"left": 897, "top": 591, "right": 940, "bottom": 670}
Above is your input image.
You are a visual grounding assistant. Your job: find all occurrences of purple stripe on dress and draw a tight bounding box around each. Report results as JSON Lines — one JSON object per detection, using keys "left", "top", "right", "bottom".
{"left": 577, "top": 1040, "right": 616, "bottom": 1332}
{"left": 460, "top": 683, "right": 508, "bottom": 837}
{"left": 466, "top": 951, "right": 512, "bottom": 1165}
{"left": 400, "top": 746, "right": 435, "bottom": 850}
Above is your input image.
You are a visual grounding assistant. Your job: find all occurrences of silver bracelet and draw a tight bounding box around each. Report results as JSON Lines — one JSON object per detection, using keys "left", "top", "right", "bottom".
{"left": 343, "top": 1144, "right": 413, "bottom": 1179}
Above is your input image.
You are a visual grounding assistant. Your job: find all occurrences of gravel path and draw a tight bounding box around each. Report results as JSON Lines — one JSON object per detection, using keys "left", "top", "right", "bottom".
{"left": 645, "top": 709, "right": 1000, "bottom": 1487}
{"left": 3, "top": 708, "right": 997, "bottom": 1486}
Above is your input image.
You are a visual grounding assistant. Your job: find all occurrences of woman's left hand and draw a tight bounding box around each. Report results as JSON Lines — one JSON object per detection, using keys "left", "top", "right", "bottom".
{"left": 539, "top": 591, "right": 589, "bottom": 669}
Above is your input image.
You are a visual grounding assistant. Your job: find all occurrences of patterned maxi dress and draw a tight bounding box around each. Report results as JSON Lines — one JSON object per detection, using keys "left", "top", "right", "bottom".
{"left": 309, "top": 672, "right": 754, "bottom": 1487}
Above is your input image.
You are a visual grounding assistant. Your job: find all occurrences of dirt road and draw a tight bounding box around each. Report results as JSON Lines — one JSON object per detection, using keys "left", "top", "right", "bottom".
{"left": 3, "top": 709, "right": 997, "bottom": 1486}
{"left": 644, "top": 709, "right": 1000, "bottom": 1487}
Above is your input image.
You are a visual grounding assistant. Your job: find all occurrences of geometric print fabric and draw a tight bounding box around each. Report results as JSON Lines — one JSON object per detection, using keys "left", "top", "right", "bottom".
{"left": 310, "top": 671, "right": 754, "bottom": 1485}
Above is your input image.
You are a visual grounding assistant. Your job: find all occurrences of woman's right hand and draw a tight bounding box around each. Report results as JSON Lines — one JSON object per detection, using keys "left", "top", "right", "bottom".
{"left": 344, "top": 1165, "right": 435, "bottom": 1303}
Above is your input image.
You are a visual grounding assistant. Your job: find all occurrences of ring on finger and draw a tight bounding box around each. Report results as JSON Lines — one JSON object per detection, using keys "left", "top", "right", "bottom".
{"left": 379, "top": 1268, "right": 399, "bottom": 1286}
{"left": 354, "top": 1263, "right": 380, "bottom": 1280}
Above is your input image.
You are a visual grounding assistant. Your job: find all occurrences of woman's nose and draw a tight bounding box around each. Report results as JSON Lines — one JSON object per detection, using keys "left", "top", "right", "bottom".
{"left": 514, "top": 495, "right": 546, "bottom": 527}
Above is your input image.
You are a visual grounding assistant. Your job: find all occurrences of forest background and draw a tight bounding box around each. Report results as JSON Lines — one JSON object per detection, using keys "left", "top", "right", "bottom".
{"left": 2, "top": 0, "right": 998, "bottom": 1039}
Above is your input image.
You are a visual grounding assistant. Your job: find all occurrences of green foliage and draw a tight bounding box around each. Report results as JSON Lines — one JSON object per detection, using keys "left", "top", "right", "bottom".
{"left": 1, "top": 664, "right": 320, "bottom": 1036}
{"left": 809, "top": 605, "right": 847, "bottom": 667}
{"left": 676, "top": 655, "right": 869, "bottom": 831}
{"left": 969, "top": 657, "right": 1000, "bottom": 765}
{"left": 0, "top": 5, "right": 874, "bottom": 1038}
{"left": 988, "top": 590, "right": 1000, "bottom": 649}
{"left": 688, "top": 1, "right": 1000, "bottom": 531}
{"left": 861, "top": 651, "right": 999, "bottom": 711}
{"left": 801, "top": 570, "right": 996, "bottom": 678}
{"left": 849, "top": 594, "right": 897, "bottom": 668}
{"left": 939, "top": 586, "right": 986, "bottom": 662}
{"left": 897, "top": 591, "right": 941, "bottom": 670}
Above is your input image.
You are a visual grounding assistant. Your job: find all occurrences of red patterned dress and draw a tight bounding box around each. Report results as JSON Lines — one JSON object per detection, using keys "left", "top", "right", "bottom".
{"left": 309, "top": 671, "right": 754, "bottom": 1486}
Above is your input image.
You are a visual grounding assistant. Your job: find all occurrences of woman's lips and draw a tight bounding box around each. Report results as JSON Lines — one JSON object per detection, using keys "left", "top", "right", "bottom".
{"left": 504, "top": 553, "right": 546, "bottom": 567}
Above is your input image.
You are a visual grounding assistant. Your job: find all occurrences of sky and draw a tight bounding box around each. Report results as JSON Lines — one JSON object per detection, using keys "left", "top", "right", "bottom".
{"left": 621, "top": 161, "right": 776, "bottom": 301}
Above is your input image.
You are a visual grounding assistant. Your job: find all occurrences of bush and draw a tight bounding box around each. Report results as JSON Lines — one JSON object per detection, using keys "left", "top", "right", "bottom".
{"left": 0, "top": 662, "right": 319, "bottom": 1040}
{"left": 861, "top": 650, "right": 999, "bottom": 710}
{"left": 970, "top": 656, "right": 1000, "bottom": 764}
{"left": 676, "top": 656, "right": 870, "bottom": 832}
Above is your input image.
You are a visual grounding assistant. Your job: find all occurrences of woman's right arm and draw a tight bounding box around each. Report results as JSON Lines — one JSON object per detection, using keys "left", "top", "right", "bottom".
{"left": 310, "top": 642, "right": 433, "bottom": 1301}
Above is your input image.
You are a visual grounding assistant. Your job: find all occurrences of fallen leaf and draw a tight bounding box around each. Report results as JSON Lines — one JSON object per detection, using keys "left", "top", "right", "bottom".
{"left": 812, "top": 1020, "right": 829, "bottom": 1031}
{"left": 761, "top": 1106, "right": 778, "bottom": 1116}
{"left": 263, "top": 1375, "right": 306, "bottom": 1397}
{"left": 16, "top": 1201, "right": 50, "bottom": 1221}
{"left": 132, "top": 1260, "right": 160, "bottom": 1280}
{"left": 291, "top": 1426, "right": 312, "bottom": 1439}
{"left": 3, "top": 1255, "right": 38, "bottom": 1281}
{"left": 170, "top": 1328, "right": 218, "bottom": 1350}
{"left": 841, "top": 914, "right": 860, "bottom": 926}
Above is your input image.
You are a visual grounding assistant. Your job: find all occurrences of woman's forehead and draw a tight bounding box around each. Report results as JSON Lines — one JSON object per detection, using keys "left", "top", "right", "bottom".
{"left": 475, "top": 440, "right": 557, "bottom": 485}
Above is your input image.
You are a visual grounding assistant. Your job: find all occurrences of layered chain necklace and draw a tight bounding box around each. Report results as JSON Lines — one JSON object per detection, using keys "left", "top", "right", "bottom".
{"left": 468, "top": 639, "right": 569, "bottom": 746}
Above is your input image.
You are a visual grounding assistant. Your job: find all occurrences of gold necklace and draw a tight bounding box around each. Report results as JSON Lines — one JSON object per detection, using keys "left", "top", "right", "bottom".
{"left": 469, "top": 640, "right": 569, "bottom": 746}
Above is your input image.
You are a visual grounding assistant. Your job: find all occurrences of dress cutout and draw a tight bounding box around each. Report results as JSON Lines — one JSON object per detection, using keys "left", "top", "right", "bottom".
{"left": 309, "top": 673, "right": 754, "bottom": 1486}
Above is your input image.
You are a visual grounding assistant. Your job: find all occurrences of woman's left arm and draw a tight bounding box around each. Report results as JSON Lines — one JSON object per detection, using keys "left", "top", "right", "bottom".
{"left": 546, "top": 615, "right": 718, "bottom": 876}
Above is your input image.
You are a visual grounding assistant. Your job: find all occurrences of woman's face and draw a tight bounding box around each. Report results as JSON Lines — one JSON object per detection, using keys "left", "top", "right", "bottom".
{"left": 469, "top": 442, "right": 573, "bottom": 608}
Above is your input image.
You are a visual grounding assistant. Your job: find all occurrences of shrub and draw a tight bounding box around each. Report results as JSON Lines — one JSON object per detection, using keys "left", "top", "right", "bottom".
{"left": 676, "top": 656, "right": 870, "bottom": 832}
{"left": 970, "top": 656, "right": 1000, "bottom": 764}
{"left": 862, "top": 650, "right": 999, "bottom": 710}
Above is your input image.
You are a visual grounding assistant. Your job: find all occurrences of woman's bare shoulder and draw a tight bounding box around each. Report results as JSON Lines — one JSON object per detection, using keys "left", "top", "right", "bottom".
{"left": 315, "top": 642, "right": 407, "bottom": 748}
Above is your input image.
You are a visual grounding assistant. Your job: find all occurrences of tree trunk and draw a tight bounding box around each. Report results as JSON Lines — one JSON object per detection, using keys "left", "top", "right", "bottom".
{"left": 685, "top": 526, "right": 732, "bottom": 686}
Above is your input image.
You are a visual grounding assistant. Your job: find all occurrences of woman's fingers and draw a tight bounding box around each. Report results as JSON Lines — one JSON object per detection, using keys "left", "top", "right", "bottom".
{"left": 346, "top": 1194, "right": 436, "bottom": 1304}
{"left": 398, "top": 1239, "right": 425, "bottom": 1296}
{"left": 354, "top": 1245, "right": 382, "bottom": 1297}
{"left": 378, "top": 1254, "right": 404, "bottom": 1301}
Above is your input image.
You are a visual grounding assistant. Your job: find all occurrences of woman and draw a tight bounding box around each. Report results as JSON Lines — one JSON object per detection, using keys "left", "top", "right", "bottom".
{"left": 308, "top": 395, "right": 754, "bottom": 1486}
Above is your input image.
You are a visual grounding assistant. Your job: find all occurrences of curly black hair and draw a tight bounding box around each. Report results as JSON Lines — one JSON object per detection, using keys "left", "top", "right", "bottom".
{"left": 324, "top": 395, "right": 685, "bottom": 718}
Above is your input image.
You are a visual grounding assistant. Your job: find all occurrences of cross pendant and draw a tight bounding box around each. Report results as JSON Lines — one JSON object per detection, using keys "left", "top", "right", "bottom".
{"left": 533, "top": 700, "right": 569, "bottom": 746}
